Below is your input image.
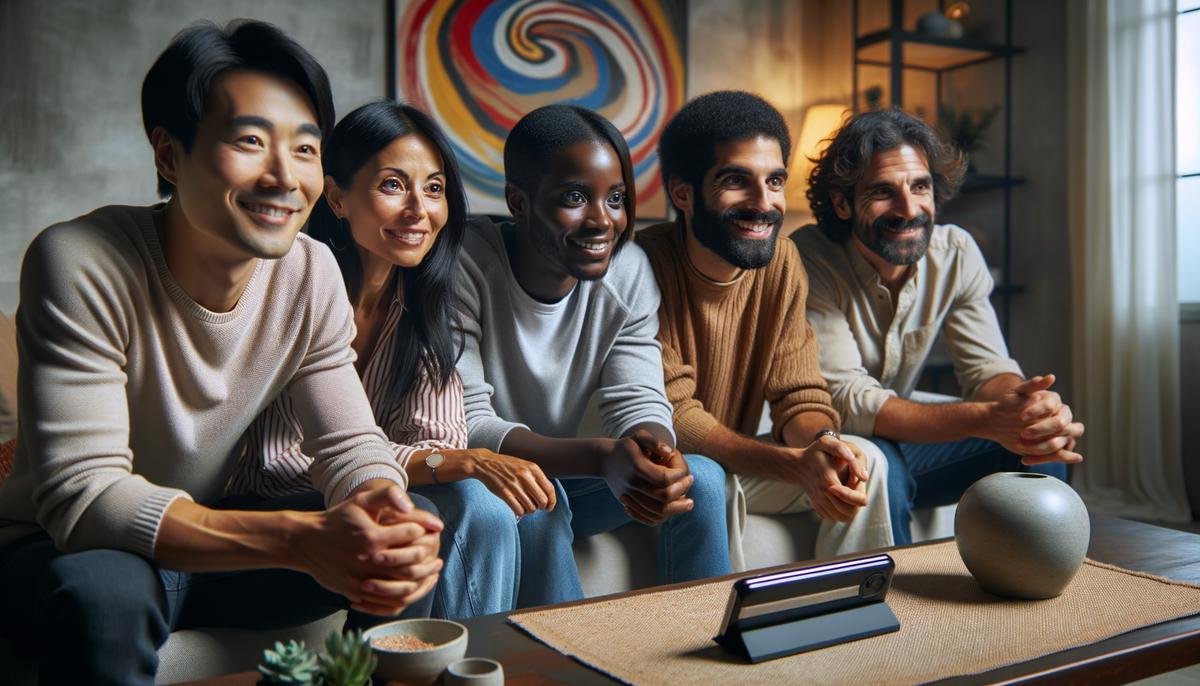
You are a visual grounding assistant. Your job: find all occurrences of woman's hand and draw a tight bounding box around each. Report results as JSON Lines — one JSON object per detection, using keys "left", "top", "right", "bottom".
{"left": 461, "top": 449, "right": 557, "bottom": 517}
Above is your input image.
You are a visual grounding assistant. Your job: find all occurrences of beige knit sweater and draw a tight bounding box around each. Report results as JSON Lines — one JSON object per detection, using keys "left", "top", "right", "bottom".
{"left": 0, "top": 206, "right": 406, "bottom": 558}
{"left": 636, "top": 222, "right": 839, "bottom": 453}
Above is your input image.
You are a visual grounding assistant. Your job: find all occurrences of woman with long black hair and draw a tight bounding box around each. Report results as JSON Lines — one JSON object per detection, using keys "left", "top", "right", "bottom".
{"left": 229, "top": 101, "right": 572, "bottom": 618}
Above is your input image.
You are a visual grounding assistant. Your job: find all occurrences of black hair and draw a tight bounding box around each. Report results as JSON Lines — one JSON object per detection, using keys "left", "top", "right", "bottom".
{"left": 503, "top": 104, "right": 637, "bottom": 239}
{"left": 307, "top": 101, "right": 467, "bottom": 404}
{"left": 141, "top": 19, "right": 335, "bottom": 197}
{"left": 807, "top": 108, "right": 966, "bottom": 243}
{"left": 657, "top": 90, "right": 792, "bottom": 211}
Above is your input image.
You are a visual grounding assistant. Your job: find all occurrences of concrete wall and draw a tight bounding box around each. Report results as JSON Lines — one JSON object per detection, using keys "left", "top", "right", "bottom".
{"left": 0, "top": 0, "right": 1076, "bottom": 381}
{"left": 685, "top": 0, "right": 810, "bottom": 220}
{"left": 0, "top": 0, "right": 386, "bottom": 314}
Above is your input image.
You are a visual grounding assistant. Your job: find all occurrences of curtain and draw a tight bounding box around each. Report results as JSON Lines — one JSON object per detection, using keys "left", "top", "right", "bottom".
{"left": 1066, "top": 0, "right": 1190, "bottom": 521}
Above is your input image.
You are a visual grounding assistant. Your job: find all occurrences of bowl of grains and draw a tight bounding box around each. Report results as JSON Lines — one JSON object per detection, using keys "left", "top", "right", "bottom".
{"left": 363, "top": 618, "right": 469, "bottom": 684}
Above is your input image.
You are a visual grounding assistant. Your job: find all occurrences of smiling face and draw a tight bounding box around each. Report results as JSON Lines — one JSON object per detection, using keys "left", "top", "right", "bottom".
{"left": 514, "top": 139, "right": 628, "bottom": 287}
{"left": 677, "top": 135, "right": 787, "bottom": 271}
{"left": 164, "top": 69, "right": 324, "bottom": 260}
{"left": 326, "top": 133, "right": 449, "bottom": 270}
{"left": 836, "top": 143, "right": 936, "bottom": 267}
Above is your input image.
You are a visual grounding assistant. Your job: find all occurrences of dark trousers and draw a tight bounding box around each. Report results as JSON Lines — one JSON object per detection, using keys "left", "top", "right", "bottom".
{"left": 0, "top": 491, "right": 437, "bottom": 685}
{"left": 871, "top": 437, "right": 1068, "bottom": 545}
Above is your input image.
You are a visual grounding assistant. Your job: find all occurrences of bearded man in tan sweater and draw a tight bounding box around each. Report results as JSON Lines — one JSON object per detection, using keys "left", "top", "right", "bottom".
{"left": 636, "top": 91, "right": 893, "bottom": 570}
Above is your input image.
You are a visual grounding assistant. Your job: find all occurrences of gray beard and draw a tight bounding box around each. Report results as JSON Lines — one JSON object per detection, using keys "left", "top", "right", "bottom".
{"left": 854, "top": 213, "right": 932, "bottom": 266}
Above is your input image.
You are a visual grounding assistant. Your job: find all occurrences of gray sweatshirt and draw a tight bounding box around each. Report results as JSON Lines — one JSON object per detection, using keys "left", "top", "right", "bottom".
{"left": 455, "top": 217, "right": 675, "bottom": 450}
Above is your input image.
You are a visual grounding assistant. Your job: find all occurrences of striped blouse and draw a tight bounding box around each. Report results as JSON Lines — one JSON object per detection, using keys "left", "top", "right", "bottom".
{"left": 227, "top": 290, "right": 467, "bottom": 497}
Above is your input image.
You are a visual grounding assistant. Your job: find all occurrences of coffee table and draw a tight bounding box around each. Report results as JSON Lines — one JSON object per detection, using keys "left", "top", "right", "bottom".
{"left": 184, "top": 515, "right": 1200, "bottom": 685}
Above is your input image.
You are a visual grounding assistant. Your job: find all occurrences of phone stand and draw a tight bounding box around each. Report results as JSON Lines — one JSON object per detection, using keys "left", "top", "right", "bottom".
{"left": 714, "top": 600, "right": 900, "bottom": 663}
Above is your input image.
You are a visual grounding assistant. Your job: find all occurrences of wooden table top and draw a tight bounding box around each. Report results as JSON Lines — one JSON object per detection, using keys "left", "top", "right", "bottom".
{"left": 184, "top": 515, "right": 1200, "bottom": 686}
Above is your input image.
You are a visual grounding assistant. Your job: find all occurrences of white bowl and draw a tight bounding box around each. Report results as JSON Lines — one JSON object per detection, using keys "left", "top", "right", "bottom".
{"left": 363, "top": 618, "right": 468, "bottom": 685}
{"left": 445, "top": 657, "right": 504, "bottom": 686}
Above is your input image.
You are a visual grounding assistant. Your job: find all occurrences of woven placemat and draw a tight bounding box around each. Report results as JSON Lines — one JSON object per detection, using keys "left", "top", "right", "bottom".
{"left": 510, "top": 541, "right": 1200, "bottom": 685}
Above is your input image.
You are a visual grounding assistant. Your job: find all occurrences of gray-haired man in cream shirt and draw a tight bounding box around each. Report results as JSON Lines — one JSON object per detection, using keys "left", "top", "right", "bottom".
{"left": 792, "top": 108, "right": 1085, "bottom": 545}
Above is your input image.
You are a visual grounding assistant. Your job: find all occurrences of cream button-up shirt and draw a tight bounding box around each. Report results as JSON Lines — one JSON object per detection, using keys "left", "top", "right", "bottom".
{"left": 792, "top": 224, "right": 1022, "bottom": 437}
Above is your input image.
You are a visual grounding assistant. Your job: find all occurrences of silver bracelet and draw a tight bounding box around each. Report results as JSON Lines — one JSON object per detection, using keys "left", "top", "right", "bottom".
{"left": 813, "top": 428, "right": 840, "bottom": 443}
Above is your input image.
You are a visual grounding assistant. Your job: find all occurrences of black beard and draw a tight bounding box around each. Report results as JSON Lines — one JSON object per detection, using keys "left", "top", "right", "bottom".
{"left": 854, "top": 212, "right": 933, "bottom": 266}
{"left": 690, "top": 199, "right": 783, "bottom": 270}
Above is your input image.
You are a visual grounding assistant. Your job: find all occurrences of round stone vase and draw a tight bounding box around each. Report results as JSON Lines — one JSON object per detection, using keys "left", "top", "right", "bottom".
{"left": 916, "top": 10, "right": 964, "bottom": 39}
{"left": 954, "top": 472, "right": 1090, "bottom": 599}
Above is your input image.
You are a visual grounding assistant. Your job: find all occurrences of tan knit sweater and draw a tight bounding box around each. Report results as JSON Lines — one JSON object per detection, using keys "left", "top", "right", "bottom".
{"left": 636, "top": 222, "right": 839, "bottom": 453}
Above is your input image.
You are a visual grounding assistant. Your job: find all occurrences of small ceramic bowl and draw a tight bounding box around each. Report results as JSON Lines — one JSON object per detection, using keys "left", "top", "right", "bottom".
{"left": 444, "top": 657, "right": 504, "bottom": 686}
{"left": 363, "top": 618, "right": 468, "bottom": 685}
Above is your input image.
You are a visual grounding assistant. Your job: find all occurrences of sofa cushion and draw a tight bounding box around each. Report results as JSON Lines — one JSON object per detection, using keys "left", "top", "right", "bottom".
{"left": 154, "top": 611, "right": 348, "bottom": 685}
{"left": 572, "top": 512, "right": 825, "bottom": 598}
{"left": 572, "top": 504, "right": 957, "bottom": 599}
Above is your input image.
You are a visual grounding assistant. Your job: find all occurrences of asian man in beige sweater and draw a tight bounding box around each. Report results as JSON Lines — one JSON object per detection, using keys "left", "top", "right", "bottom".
{"left": 0, "top": 21, "right": 441, "bottom": 685}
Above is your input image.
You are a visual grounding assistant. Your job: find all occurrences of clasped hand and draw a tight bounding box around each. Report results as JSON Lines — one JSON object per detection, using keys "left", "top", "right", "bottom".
{"left": 988, "top": 374, "right": 1085, "bottom": 465}
{"left": 785, "top": 435, "right": 870, "bottom": 523}
{"left": 300, "top": 482, "right": 443, "bottom": 616}
{"left": 600, "top": 429, "right": 694, "bottom": 527}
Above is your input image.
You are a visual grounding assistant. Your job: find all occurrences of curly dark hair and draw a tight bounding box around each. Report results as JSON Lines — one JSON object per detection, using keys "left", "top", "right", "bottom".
{"left": 807, "top": 108, "right": 966, "bottom": 242}
{"left": 658, "top": 91, "right": 791, "bottom": 210}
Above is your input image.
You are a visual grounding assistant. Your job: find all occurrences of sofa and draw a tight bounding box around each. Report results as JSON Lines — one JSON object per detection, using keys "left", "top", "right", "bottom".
{"left": 0, "top": 311, "right": 956, "bottom": 684}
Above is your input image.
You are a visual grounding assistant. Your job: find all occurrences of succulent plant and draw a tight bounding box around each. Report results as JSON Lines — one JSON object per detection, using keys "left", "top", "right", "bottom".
{"left": 316, "top": 629, "right": 377, "bottom": 686}
{"left": 258, "top": 640, "right": 319, "bottom": 685}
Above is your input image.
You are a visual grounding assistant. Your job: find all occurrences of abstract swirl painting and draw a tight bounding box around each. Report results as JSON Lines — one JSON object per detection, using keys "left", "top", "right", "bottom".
{"left": 394, "top": 0, "right": 686, "bottom": 217}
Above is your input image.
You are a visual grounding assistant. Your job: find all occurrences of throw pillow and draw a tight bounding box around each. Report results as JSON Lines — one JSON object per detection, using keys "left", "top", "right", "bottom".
{"left": 0, "top": 311, "right": 15, "bottom": 442}
{"left": 0, "top": 439, "right": 13, "bottom": 484}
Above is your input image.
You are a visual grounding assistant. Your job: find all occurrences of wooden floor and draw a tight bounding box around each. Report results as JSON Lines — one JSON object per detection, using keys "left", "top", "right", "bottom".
{"left": 1132, "top": 664, "right": 1200, "bottom": 685}
{"left": 1130, "top": 517, "right": 1200, "bottom": 685}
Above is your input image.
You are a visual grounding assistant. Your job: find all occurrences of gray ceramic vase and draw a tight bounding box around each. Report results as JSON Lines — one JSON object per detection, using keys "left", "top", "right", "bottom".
{"left": 954, "top": 472, "right": 1090, "bottom": 599}
{"left": 916, "top": 10, "right": 965, "bottom": 39}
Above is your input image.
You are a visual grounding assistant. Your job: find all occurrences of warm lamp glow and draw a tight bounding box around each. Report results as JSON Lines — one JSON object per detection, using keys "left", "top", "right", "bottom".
{"left": 945, "top": 1, "right": 971, "bottom": 20}
{"left": 798, "top": 104, "right": 850, "bottom": 167}
{"left": 788, "top": 104, "right": 849, "bottom": 210}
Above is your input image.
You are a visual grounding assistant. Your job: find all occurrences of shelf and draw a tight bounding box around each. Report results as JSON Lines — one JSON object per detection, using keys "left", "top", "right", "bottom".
{"left": 960, "top": 173, "right": 1025, "bottom": 193}
{"left": 855, "top": 31, "right": 1024, "bottom": 72}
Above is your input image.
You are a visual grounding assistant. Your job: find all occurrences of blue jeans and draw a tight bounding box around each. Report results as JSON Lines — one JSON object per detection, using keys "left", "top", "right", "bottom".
{"left": 562, "top": 454, "right": 731, "bottom": 586}
{"left": 414, "top": 479, "right": 577, "bottom": 617}
{"left": 872, "top": 437, "right": 1068, "bottom": 545}
{"left": 0, "top": 491, "right": 438, "bottom": 685}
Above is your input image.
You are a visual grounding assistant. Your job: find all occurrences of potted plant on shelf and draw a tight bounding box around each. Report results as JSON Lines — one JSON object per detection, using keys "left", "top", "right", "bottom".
{"left": 937, "top": 104, "right": 1000, "bottom": 172}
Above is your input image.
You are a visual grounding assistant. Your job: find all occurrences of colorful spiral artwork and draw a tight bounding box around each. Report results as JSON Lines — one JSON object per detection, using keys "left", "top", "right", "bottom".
{"left": 395, "top": 0, "right": 686, "bottom": 217}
